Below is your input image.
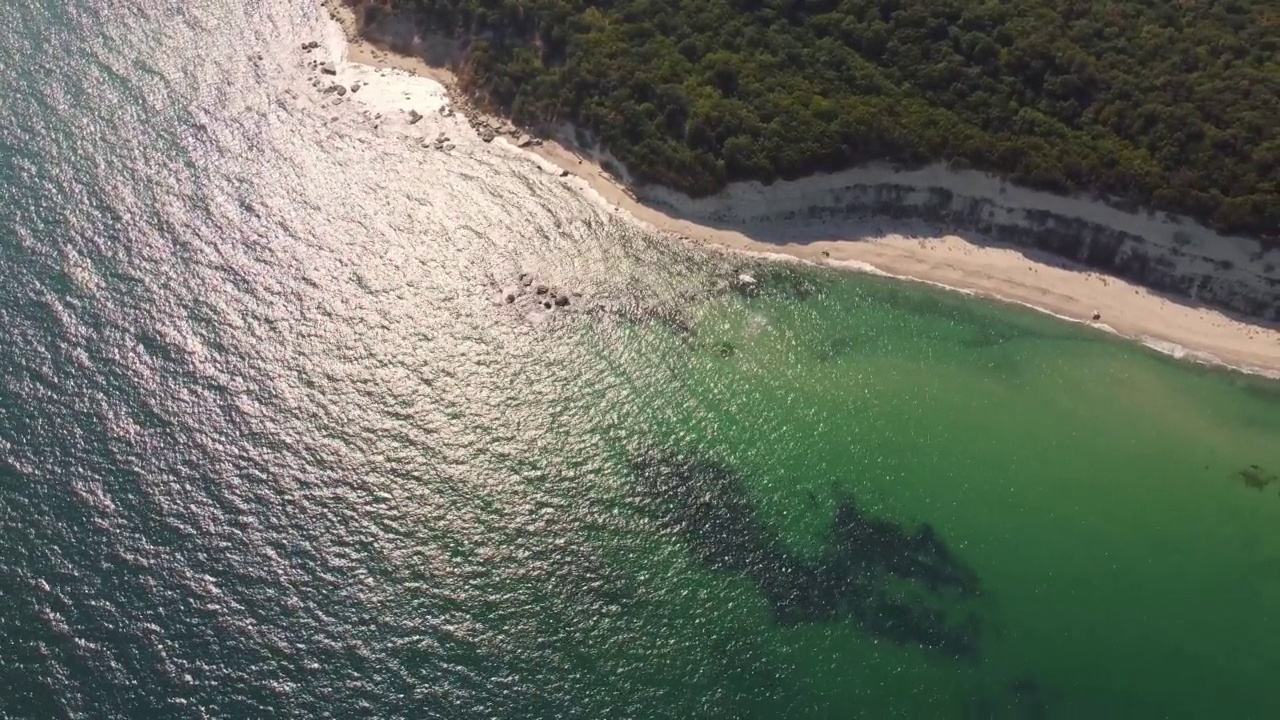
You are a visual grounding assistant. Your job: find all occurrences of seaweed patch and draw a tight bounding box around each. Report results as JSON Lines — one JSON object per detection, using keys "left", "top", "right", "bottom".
{"left": 1236, "top": 464, "right": 1277, "bottom": 492}
{"left": 631, "top": 453, "right": 982, "bottom": 658}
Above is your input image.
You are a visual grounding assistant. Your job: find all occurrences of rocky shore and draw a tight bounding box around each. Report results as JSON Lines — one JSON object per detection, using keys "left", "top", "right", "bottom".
{"left": 316, "top": 0, "right": 1280, "bottom": 376}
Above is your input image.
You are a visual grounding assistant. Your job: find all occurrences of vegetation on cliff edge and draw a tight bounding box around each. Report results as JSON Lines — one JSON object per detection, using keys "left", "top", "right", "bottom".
{"left": 380, "top": 0, "right": 1278, "bottom": 242}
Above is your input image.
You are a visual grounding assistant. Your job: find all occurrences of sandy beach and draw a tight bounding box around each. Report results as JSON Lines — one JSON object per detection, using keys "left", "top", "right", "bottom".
{"left": 321, "top": 0, "right": 1280, "bottom": 378}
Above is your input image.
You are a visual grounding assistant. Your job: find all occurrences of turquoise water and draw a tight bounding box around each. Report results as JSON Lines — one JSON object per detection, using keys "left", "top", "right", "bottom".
{"left": 591, "top": 272, "right": 1280, "bottom": 716}
{"left": 2, "top": 1, "right": 1279, "bottom": 718}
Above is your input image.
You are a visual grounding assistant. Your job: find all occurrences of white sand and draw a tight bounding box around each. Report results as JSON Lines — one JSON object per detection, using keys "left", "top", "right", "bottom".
{"left": 320, "top": 0, "right": 1280, "bottom": 378}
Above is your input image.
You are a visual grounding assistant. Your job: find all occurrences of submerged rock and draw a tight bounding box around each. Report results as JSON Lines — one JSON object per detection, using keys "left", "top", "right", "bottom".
{"left": 731, "top": 273, "right": 759, "bottom": 297}
{"left": 1237, "top": 465, "right": 1277, "bottom": 491}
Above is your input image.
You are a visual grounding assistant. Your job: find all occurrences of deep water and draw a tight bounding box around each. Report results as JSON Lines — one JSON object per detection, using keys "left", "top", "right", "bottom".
{"left": 2, "top": 1, "right": 1280, "bottom": 718}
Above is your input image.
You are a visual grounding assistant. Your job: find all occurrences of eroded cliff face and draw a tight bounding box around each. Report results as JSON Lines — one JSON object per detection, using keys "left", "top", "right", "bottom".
{"left": 848, "top": 185, "right": 1276, "bottom": 320}
{"left": 643, "top": 170, "right": 1280, "bottom": 322}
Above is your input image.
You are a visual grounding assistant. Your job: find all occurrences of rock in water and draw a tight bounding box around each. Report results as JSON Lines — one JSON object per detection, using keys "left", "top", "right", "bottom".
{"left": 732, "top": 273, "right": 760, "bottom": 297}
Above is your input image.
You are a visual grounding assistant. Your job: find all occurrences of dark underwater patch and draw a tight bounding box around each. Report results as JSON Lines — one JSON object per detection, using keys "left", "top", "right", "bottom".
{"left": 710, "top": 341, "right": 736, "bottom": 358}
{"left": 1237, "top": 465, "right": 1277, "bottom": 492}
{"left": 630, "top": 453, "right": 982, "bottom": 658}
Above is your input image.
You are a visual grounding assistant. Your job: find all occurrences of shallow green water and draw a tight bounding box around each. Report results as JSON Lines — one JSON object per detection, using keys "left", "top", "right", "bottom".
{"left": 568, "top": 268, "right": 1280, "bottom": 717}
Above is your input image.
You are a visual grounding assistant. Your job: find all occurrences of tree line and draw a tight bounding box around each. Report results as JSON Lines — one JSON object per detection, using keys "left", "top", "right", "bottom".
{"left": 383, "top": 0, "right": 1279, "bottom": 243}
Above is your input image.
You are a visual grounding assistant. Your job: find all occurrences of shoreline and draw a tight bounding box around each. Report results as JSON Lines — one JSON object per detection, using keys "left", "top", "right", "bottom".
{"left": 321, "top": 0, "right": 1280, "bottom": 379}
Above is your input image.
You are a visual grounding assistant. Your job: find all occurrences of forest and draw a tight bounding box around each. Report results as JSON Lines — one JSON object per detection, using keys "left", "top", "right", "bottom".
{"left": 380, "top": 0, "right": 1278, "bottom": 242}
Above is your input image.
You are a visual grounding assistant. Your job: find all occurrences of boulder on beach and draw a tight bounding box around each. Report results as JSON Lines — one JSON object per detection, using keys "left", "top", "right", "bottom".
{"left": 407, "top": 109, "right": 422, "bottom": 124}
{"left": 554, "top": 295, "right": 570, "bottom": 307}
{"left": 321, "top": 62, "right": 336, "bottom": 75}
{"left": 333, "top": 84, "right": 347, "bottom": 96}
{"left": 535, "top": 284, "right": 550, "bottom": 295}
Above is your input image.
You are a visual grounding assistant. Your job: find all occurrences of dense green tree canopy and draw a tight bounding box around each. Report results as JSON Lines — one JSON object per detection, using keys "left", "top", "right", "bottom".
{"left": 386, "top": 0, "right": 1278, "bottom": 241}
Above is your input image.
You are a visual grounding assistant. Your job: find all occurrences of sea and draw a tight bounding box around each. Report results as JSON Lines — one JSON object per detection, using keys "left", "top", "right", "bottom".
{"left": 2, "top": 1, "right": 1279, "bottom": 718}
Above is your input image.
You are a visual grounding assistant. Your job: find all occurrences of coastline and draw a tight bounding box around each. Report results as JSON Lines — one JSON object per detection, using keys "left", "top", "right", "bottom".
{"left": 320, "top": 0, "right": 1280, "bottom": 379}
